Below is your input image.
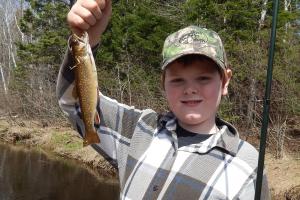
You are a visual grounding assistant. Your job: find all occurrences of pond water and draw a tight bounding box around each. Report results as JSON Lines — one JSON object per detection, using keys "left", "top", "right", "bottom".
{"left": 0, "top": 143, "right": 119, "bottom": 200}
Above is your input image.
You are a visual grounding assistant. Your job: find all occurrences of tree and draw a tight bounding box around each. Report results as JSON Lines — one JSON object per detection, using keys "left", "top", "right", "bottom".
{"left": 13, "top": 0, "right": 70, "bottom": 118}
{"left": 0, "top": 0, "right": 24, "bottom": 111}
{"left": 95, "top": 0, "right": 182, "bottom": 109}
{"left": 9, "top": 0, "right": 299, "bottom": 123}
{"left": 182, "top": 0, "right": 300, "bottom": 127}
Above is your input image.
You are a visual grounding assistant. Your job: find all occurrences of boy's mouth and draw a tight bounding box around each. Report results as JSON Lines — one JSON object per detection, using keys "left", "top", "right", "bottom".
{"left": 181, "top": 100, "right": 202, "bottom": 106}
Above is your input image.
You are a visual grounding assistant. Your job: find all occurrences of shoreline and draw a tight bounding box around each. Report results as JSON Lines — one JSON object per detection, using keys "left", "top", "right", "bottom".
{"left": 0, "top": 118, "right": 118, "bottom": 179}
{"left": 1, "top": 117, "right": 299, "bottom": 199}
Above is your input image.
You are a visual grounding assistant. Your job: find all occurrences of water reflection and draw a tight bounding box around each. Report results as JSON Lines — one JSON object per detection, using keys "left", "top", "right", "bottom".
{"left": 0, "top": 143, "right": 119, "bottom": 200}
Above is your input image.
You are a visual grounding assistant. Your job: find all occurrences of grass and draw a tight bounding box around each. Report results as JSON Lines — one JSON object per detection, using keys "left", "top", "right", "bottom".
{"left": 50, "top": 131, "right": 82, "bottom": 151}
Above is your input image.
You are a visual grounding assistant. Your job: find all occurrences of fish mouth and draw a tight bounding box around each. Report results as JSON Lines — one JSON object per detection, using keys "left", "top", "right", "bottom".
{"left": 70, "top": 32, "right": 89, "bottom": 44}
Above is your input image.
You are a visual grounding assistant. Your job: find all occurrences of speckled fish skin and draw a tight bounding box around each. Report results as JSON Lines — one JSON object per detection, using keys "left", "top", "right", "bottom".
{"left": 70, "top": 32, "right": 100, "bottom": 146}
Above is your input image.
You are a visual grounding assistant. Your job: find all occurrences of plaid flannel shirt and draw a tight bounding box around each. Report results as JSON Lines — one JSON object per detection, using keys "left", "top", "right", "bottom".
{"left": 56, "top": 48, "right": 270, "bottom": 200}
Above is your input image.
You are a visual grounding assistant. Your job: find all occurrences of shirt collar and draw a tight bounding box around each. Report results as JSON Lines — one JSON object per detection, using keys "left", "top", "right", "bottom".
{"left": 159, "top": 113, "right": 240, "bottom": 156}
{"left": 213, "top": 123, "right": 240, "bottom": 156}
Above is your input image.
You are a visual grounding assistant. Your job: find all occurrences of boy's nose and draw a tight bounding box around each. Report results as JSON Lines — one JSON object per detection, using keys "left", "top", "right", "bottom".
{"left": 184, "top": 86, "right": 197, "bottom": 95}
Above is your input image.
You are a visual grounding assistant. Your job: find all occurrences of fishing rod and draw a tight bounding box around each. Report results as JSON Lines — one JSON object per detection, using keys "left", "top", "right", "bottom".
{"left": 254, "top": 0, "right": 279, "bottom": 199}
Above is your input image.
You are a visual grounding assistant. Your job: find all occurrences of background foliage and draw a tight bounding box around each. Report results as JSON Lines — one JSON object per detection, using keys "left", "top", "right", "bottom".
{"left": 0, "top": 0, "right": 299, "bottom": 130}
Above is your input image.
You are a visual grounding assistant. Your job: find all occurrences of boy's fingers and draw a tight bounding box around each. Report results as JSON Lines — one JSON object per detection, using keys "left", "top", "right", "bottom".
{"left": 73, "top": 6, "right": 97, "bottom": 26}
{"left": 81, "top": 0, "right": 102, "bottom": 20}
{"left": 95, "top": 0, "right": 106, "bottom": 10}
{"left": 67, "top": 0, "right": 111, "bottom": 46}
{"left": 68, "top": 12, "right": 90, "bottom": 31}
{"left": 100, "top": 0, "right": 112, "bottom": 19}
{"left": 103, "top": 0, "right": 112, "bottom": 13}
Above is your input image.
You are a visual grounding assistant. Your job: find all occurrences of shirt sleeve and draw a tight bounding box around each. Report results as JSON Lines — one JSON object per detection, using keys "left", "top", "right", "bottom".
{"left": 56, "top": 44, "right": 144, "bottom": 168}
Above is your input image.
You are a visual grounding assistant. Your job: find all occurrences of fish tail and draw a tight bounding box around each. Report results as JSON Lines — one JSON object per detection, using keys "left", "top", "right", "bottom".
{"left": 83, "top": 129, "right": 100, "bottom": 146}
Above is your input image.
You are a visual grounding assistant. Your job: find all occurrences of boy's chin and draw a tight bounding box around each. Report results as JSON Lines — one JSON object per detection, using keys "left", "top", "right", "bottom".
{"left": 180, "top": 114, "right": 203, "bottom": 124}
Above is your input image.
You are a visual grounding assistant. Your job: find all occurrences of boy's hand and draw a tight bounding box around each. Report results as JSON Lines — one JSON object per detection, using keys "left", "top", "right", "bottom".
{"left": 67, "top": 0, "right": 112, "bottom": 47}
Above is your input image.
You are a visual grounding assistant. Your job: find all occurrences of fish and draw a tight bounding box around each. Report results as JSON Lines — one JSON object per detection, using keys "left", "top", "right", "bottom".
{"left": 69, "top": 31, "right": 101, "bottom": 146}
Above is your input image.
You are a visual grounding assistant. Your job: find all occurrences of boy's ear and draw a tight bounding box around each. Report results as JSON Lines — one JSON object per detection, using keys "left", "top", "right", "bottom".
{"left": 222, "top": 68, "right": 232, "bottom": 96}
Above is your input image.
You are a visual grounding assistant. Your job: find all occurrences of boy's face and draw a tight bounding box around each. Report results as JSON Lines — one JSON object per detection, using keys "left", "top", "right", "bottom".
{"left": 163, "top": 59, "right": 231, "bottom": 133}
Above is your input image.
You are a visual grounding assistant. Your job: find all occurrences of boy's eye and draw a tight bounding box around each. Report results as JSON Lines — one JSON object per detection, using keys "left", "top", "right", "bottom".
{"left": 197, "top": 76, "right": 211, "bottom": 81}
{"left": 170, "top": 78, "right": 183, "bottom": 83}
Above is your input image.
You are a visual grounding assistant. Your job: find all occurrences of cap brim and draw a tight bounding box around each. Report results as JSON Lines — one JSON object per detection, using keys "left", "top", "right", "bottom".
{"left": 161, "top": 51, "right": 226, "bottom": 71}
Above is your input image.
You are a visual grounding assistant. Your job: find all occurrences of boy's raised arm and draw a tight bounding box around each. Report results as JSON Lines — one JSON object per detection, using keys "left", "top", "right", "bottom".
{"left": 56, "top": 0, "right": 146, "bottom": 167}
{"left": 56, "top": 0, "right": 112, "bottom": 115}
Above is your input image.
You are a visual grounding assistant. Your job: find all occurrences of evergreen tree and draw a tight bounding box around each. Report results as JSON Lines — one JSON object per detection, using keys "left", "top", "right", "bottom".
{"left": 182, "top": 0, "right": 300, "bottom": 125}
{"left": 17, "top": 0, "right": 70, "bottom": 66}
{"left": 13, "top": 0, "right": 299, "bottom": 121}
{"left": 95, "top": 0, "right": 182, "bottom": 109}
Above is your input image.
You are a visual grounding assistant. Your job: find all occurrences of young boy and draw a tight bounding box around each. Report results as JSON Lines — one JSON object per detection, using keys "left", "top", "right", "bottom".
{"left": 57, "top": 0, "right": 270, "bottom": 199}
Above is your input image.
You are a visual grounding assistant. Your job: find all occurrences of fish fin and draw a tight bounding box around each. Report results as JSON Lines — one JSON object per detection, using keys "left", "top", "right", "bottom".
{"left": 94, "top": 92, "right": 101, "bottom": 127}
{"left": 83, "top": 129, "right": 100, "bottom": 146}
{"left": 69, "top": 58, "right": 80, "bottom": 70}
{"left": 69, "top": 60, "right": 79, "bottom": 70}
{"left": 94, "top": 111, "right": 101, "bottom": 127}
{"left": 69, "top": 65, "right": 77, "bottom": 70}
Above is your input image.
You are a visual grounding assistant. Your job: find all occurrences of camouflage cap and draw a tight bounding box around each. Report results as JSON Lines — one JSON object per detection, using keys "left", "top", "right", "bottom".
{"left": 161, "top": 25, "right": 228, "bottom": 72}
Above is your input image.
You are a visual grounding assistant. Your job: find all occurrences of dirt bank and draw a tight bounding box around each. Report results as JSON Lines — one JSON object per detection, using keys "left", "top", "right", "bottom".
{"left": 265, "top": 153, "right": 300, "bottom": 199}
{"left": 0, "top": 117, "right": 299, "bottom": 199}
{"left": 0, "top": 118, "right": 117, "bottom": 178}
